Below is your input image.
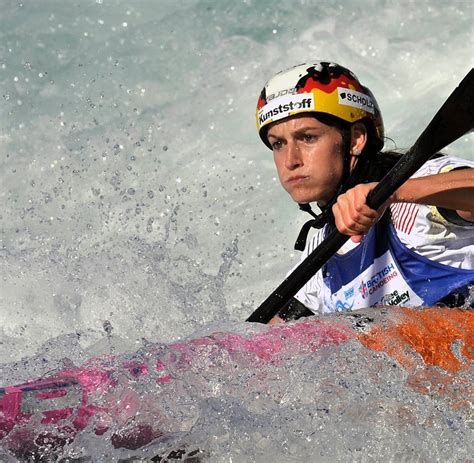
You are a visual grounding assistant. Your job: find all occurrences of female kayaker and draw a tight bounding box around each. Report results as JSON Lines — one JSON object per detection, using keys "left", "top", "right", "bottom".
{"left": 255, "top": 61, "right": 474, "bottom": 323}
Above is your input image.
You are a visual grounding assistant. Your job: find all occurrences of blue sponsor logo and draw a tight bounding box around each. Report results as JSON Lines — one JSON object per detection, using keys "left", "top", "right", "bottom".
{"left": 344, "top": 287, "right": 354, "bottom": 299}
{"left": 335, "top": 298, "right": 354, "bottom": 312}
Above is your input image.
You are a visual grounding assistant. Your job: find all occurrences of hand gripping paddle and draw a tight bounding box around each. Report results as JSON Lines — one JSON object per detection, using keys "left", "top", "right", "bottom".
{"left": 247, "top": 69, "right": 474, "bottom": 324}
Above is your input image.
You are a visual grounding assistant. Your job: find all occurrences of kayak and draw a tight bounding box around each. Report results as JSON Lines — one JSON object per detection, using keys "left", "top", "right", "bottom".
{"left": 0, "top": 307, "right": 472, "bottom": 461}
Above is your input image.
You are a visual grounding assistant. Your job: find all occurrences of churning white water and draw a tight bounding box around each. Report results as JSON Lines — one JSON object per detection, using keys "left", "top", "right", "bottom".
{"left": 1, "top": 0, "right": 473, "bottom": 461}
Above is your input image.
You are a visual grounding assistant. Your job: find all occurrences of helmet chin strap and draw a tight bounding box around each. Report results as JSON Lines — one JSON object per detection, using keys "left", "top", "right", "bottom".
{"left": 294, "top": 128, "right": 357, "bottom": 251}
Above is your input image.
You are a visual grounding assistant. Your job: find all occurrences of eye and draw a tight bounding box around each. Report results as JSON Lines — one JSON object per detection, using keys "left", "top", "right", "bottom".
{"left": 271, "top": 140, "right": 283, "bottom": 151}
{"left": 302, "top": 133, "right": 317, "bottom": 143}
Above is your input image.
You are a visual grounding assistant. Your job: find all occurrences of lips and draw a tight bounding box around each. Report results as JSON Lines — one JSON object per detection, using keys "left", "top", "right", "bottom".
{"left": 286, "top": 175, "right": 309, "bottom": 185}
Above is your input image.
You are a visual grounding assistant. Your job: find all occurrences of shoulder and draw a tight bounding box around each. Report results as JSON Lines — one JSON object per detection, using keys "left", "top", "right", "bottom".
{"left": 411, "top": 154, "right": 474, "bottom": 178}
{"left": 291, "top": 226, "right": 327, "bottom": 313}
{"left": 296, "top": 225, "right": 326, "bottom": 259}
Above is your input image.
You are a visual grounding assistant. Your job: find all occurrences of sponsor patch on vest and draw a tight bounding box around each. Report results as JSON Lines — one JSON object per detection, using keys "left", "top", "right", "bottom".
{"left": 380, "top": 290, "right": 410, "bottom": 306}
{"left": 337, "top": 87, "right": 375, "bottom": 114}
{"left": 258, "top": 93, "right": 314, "bottom": 127}
{"left": 334, "top": 299, "right": 354, "bottom": 312}
{"left": 344, "top": 287, "right": 354, "bottom": 299}
{"left": 359, "top": 263, "right": 398, "bottom": 299}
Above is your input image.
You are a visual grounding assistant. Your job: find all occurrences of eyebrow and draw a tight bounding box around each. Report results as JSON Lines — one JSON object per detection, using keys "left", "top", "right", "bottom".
{"left": 267, "top": 126, "right": 323, "bottom": 139}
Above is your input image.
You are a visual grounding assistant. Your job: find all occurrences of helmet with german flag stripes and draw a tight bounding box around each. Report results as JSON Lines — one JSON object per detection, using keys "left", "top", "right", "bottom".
{"left": 256, "top": 61, "right": 384, "bottom": 151}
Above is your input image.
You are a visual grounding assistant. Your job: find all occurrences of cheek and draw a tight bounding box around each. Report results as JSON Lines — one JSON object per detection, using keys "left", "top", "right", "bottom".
{"left": 273, "top": 153, "right": 285, "bottom": 178}
{"left": 326, "top": 155, "right": 343, "bottom": 179}
{"left": 273, "top": 154, "right": 293, "bottom": 194}
{"left": 318, "top": 140, "right": 344, "bottom": 176}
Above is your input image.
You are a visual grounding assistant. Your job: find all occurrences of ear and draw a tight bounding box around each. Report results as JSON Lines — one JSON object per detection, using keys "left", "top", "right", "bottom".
{"left": 350, "top": 122, "right": 367, "bottom": 154}
{"left": 349, "top": 122, "right": 367, "bottom": 171}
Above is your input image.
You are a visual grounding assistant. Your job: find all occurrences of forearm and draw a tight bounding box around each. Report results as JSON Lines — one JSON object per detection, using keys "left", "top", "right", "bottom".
{"left": 332, "top": 168, "right": 474, "bottom": 242}
{"left": 392, "top": 169, "right": 474, "bottom": 221}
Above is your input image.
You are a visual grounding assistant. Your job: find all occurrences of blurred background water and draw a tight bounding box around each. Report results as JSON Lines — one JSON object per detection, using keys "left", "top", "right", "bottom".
{"left": 0, "top": 0, "right": 473, "bottom": 460}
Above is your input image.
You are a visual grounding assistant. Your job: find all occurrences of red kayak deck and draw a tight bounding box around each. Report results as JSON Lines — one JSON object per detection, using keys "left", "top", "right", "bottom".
{"left": 1, "top": 307, "right": 472, "bottom": 460}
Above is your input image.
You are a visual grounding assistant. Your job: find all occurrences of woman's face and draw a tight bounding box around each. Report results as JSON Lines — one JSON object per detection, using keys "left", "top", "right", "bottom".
{"left": 266, "top": 115, "right": 345, "bottom": 205}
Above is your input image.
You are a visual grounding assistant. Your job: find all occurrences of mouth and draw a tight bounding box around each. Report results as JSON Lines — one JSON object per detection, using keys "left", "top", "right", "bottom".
{"left": 286, "top": 175, "right": 309, "bottom": 185}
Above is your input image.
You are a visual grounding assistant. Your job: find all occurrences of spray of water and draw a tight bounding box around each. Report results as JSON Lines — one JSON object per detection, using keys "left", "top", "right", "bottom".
{"left": 1, "top": 0, "right": 473, "bottom": 460}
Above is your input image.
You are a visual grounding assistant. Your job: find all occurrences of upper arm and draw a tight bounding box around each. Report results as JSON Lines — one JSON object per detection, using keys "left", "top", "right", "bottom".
{"left": 434, "top": 166, "right": 474, "bottom": 225}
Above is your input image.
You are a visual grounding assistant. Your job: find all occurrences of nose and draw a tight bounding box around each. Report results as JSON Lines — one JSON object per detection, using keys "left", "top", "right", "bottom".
{"left": 285, "top": 140, "right": 302, "bottom": 170}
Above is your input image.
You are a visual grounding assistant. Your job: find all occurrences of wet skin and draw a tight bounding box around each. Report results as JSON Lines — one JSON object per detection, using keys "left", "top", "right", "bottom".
{"left": 267, "top": 115, "right": 474, "bottom": 243}
{"left": 267, "top": 115, "right": 377, "bottom": 243}
{"left": 267, "top": 115, "right": 345, "bottom": 206}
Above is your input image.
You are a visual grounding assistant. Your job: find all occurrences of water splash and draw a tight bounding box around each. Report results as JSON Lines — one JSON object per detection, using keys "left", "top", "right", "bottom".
{"left": 1, "top": 1, "right": 473, "bottom": 461}
{"left": 1, "top": 309, "right": 472, "bottom": 461}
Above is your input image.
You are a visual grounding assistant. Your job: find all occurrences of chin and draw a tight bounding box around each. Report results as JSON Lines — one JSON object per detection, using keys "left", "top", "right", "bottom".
{"left": 290, "top": 193, "right": 317, "bottom": 204}
{"left": 288, "top": 188, "right": 319, "bottom": 205}
{"left": 288, "top": 185, "right": 334, "bottom": 205}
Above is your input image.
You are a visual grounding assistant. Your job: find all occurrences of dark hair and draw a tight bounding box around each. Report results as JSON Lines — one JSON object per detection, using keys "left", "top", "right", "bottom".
{"left": 346, "top": 149, "right": 403, "bottom": 187}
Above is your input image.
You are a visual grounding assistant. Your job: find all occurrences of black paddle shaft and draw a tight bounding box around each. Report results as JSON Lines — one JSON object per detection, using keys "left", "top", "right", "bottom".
{"left": 247, "top": 69, "right": 474, "bottom": 323}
